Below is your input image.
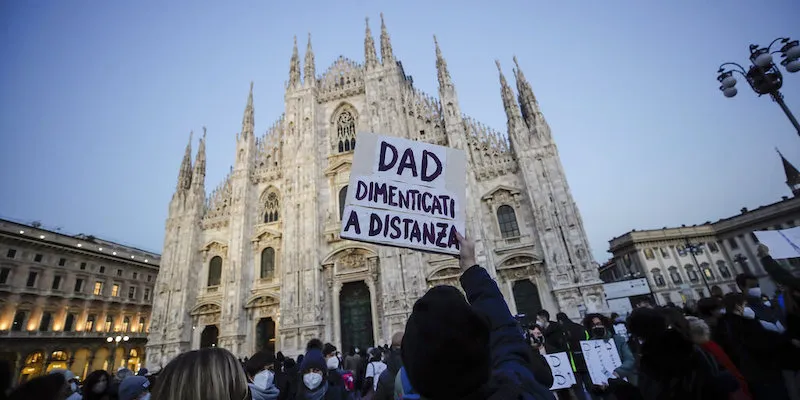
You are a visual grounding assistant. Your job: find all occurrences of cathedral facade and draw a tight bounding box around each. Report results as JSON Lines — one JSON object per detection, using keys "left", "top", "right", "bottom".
{"left": 145, "top": 14, "right": 605, "bottom": 368}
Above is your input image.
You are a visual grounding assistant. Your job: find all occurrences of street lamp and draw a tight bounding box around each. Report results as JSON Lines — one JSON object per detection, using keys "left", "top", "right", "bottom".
{"left": 733, "top": 254, "right": 751, "bottom": 275}
{"left": 106, "top": 335, "right": 130, "bottom": 344}
{"left": 717, "top": 37, "right": 800, "bottom": 135}
{"left": 679, "top": 239, "right": 712, "bottom": 295}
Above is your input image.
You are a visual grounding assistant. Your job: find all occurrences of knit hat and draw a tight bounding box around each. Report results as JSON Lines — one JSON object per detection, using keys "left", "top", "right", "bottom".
{"left": 299, "top": 349, "right": 326, "bottom": 372}
{"left": 402, "top": 285, "right": 491, "bottom": 399}
{"left": 118, "top": 376, "right": 149, "bottom": 400}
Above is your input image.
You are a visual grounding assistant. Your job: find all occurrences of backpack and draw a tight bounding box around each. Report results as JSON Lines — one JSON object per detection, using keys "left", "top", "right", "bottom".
{"left": 341, "top": 370, "right": 355, "bottom": 392}
{"left": 399, "top": 368, "right": 421, "bottom": 400}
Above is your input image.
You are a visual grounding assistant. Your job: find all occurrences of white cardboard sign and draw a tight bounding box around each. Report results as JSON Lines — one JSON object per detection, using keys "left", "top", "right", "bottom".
{"left": 340, "top": 133, "right": 466, "bottom": 255}
{"left": 580, "top": 339, "right": 622, "bottom": 385}
{"left": 545, "top": 352, "right": 576, "bottom": 391}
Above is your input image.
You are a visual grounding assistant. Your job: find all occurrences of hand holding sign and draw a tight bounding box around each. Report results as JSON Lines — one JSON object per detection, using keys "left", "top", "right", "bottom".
{"left": 455, "top": 231, "right": 476, "bottom": 272}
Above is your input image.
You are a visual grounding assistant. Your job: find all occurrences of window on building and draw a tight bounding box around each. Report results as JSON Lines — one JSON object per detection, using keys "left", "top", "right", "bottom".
{"left": 339, "top": 186, "right": 348, "bottom": 220}
{"left": 685, "top": 265, "right": 699, "bottom": 282}
{"left": 58, "top": 258, "right": 67, "bottom": 266}
{"left": 728, "top": 238, "right": 739, "bottom": 249}
{"left": 94, "top": 281, "right": 103, "bottom": 296}
{"left": 707, "top": 242, "right": 720, "bottom": 253}
{"left": 80, "top": 262, "right": 86, "bottom": 270}
{"left": 144, "top": 288, "right": 150, "bottom": 301}
{"left": 669, "top": 267, "right": 682, "bottom": 284}
{"left": 74, "top": 278, "right": 84, "bottom": 293}
{"left": 676, "top": 245, "right": 686, "bottom": 256}
{"left": 208, "top": 256, "right": 222, "bottom": 287}
{"left": 652, "top": 269, "right": 666, "bottom": 287}
{"left": 26, "top": 272, "right": 37, "bottom": 287}
{"left": 6, "top": 249, "right": 16, "bottom": 258}
{"left": 51, "top": 276, "right": 62, "bottom": 290}
{"left": 63, "top": 314, "right": 75, "bottom": 332}
{"left": 717, "top": 260, "right": 731, "bottom": 279}
{"left": 661, "top": 293, "right": 672, "bottom": 305}
{"left": 38, "top": 312, "right": 51, "bottom": 331}
{"left": 132, "top": 272, "right": 138, "bottom": 280}
{"left": 85, "top": 314, "right": 96, "bottom": 331}
{"left": 264, "top": 192, "right": 280, "bottom": 223}
{"left": 34, "top": 254, "right": 43, "bottom": 262}
{"left": 11, "top": 311, "right": 25, "bottom": 331}
{"left": 701, "top": 263, "right": 715, "bottom": 280}
{"left": 0, "top": 268, "right": 10, "bottom": 284}
{"left": 496, "top": 205, "right": 520, "bottom": 238}
{"left": 116, "top": 269, "right": 122, "bottom": 277}
{"left": 138, "top": 317, "right": 145, "bottom": 332}
{"left": 104, "top": 316, "right": 113, "bottom": 332}
{"left": 99, "top": 266, "right": 105, "bottom": 273}
{"left": 260, "top": 247, "right": 276, "bottom": 280}
{"left": 122, "top": 317, "right": 130, "bottom": 332}
{"left": 660, "top": 248, "right": 670, "bottom": 258}
{"left": 147, "top": 274, "right": 152, "bottom": 282}
{"left": 644, "top": 248, "right": 655, "bottom": 260}
{"left": 111, "top": 284, "right": 119, "bottom": 297}
{"left": 335, "top": 110, "right": 357, "bottom": 153}
{"left": 128, "top": 286, "right": 136, "bottom": 299}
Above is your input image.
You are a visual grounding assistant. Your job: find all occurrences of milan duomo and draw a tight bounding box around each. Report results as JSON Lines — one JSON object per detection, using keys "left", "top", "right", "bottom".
{"left": 145, "top": 14, "right": 605, "bottom": 368}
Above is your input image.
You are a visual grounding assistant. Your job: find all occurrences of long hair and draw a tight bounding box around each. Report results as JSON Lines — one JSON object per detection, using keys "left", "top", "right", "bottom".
{"left": 151, "top": 348, "right": 249, "bottom": 400}
{"left": 83, "top": 370, "right": 111, "bottom": 400}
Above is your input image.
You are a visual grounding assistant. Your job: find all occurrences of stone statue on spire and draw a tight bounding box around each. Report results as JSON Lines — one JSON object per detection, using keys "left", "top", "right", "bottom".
{"left": 177, "top": 131, "right": 193, "bottom": 191}
{"left": 364, "top": 17, "right": 378, "bottom": 69}
{"left": 304, "top": 33, "right": 315, "bottom": 85}
{"left": 379, "top": 13, "right": 394, "bottom": 65}
{"left": 288, "top": 36, "right": 301, "bottom": 88}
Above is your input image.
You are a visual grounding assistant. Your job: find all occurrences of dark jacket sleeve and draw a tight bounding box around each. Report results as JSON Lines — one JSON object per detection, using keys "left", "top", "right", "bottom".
{"left": 460, "top": 265, "right": 556, "bottom": 399}
{"left": 528, "top": 352, "right": 554, "bottom": 389}
{"left": 760, "top": 255, "right": 800, "bottom": 291}
{"left": 374, "top": 369, "right": 393, "bottom": 400}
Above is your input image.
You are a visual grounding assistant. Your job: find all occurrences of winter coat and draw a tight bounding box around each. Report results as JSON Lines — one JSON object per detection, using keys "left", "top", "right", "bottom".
{"left": 559, "top": 320, "right": 589, "bottom": 372}
{"left": 374, "top": 349, "right": 402, "bottom": 400}
{"left": 295, "top": 369, "right": 350, "bottom": 400}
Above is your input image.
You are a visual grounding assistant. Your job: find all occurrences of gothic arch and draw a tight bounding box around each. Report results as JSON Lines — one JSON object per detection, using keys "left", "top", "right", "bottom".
{"left": 426, "top": 265, "right": 462, "bottom": 281}
{"left": 496, "top": 253, "right": 539, "bottom": 269}
{"left": 321, "top": 244, "right": 377, "bottom": 266}
{"left": 244, "top": 293, "right": 281, "bottom": 309}
{"left": 259, "top": 186, "right": 281, "bottom": 224}
{"left": 330, "top": 103, "right": 359, "bottom": 153}
{"left": 190, "top": 302, "right": 222, "bottom": 316}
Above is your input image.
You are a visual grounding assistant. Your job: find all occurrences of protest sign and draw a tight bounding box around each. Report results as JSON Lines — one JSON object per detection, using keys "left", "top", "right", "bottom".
{"left": 545, "top": 352, "right": 576, "bottom": 390}
{"left": 580, "top": 339, "right": 622, "bottom": 385}
{"left": 340, "top": 133, "right": 466, "bottom": 255}
{"left": 754, "top": 227, "right": 800, "bottom": 259}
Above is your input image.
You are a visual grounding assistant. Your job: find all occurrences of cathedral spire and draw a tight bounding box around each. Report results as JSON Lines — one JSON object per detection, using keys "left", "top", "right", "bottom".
{"left": 241, "top": 82, "right": 254, "bottom": 139}
{"left": 379, "top": 13, "right": 394, "bottom": 65}
{"left": 513, "top": 56, "right": 541, "bottom": 129}
{"left": 434, "top": 35, "right": 451, "bottom": 88}
{"left": 177, "top": 130, "right": 193, "bottom": 191}
{"left": 192, "top": 127, "right": 206, "bottom": 190}
{"left": 304, "top": 33, "right": 315, "bottom": 85}
{"left": 288, "top": 36, "right": 301, "bottom": 88}
{"left": 364, "top": 17, "right": 378, "bottom": 69}
{"left": 496, "top": 60, "right": 524, "bottom": 136}
{"left": 777, "top": 148, "right": 800, "bottom": 196}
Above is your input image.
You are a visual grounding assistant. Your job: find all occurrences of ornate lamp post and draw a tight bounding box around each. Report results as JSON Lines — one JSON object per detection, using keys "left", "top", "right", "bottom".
{"left": 733, "top": 254, "right": 751, "bottom": 274}
{"left": 680, "top": 239, "right": 712, "bottom": 294}
{"left": 717, "top": 37, "right": 800, "bottom": 135}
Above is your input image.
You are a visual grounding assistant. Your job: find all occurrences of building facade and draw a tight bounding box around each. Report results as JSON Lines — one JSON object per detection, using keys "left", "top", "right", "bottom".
{"left": 607, "top": 192, "right": 800, "bottom": 307}
{"left": 147, "top": 14, "right": 605, "bottom": 367}
{"left": 0, "top": 218, "right": 159, "bottom": 383}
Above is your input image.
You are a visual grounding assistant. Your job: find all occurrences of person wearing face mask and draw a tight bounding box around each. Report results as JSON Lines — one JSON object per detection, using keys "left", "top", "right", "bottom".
{"left": 117, "top": 376, "right": 149, "bottom": 400}
{"left": 736, "top": 272, "right": 787, "bottom": 334}
{"left": 296, "top": 343, "right": 350, "bottom": 400}
{"left": 246, "top": 351, "right": 281, "bottom": 400}
{"left": 581, "top": 314, "right": 637, "bottom": 398}
{"left": 83, "top": 370, "right": 112, "bottom": 400}
{"left": 48, "top": 369, "right": 82, "bottom": 400}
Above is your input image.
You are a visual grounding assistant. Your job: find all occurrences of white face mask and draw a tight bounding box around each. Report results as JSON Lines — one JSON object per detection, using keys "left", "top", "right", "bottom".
{"left": 742, "top": 306, "right": 756, "bottom": 319}
{"left": 253, "top": 369, "right": 274, "bottom": 389}
{"left": 70, "top": 382, "right": 77, "bottom": 392}
{"left": 764, "top": 301, "right": 772, "bottom": 307}
{"left": 747, "top": 287, "right": 762, "bottom": 298}
{"left": 92, "top": 381, "right": 107, "bottom": 394}
{"left": 140, "top": 393, "right": 151, "bottom": 400}
{"left": 326, "top": 356, "right": 339, "bottom": 370}
{"left": 303, "top": 372, "right": 323, "bottom": 390}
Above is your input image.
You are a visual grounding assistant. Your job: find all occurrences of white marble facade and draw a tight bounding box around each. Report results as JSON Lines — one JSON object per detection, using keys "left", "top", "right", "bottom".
{"left": 145, "top": 15, "right": 604, "bottom": 367}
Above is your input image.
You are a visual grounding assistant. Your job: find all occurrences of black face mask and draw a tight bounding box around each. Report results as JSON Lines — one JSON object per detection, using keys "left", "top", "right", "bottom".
{"left": 591, "top": 327, "right": 606, "bottom": 338}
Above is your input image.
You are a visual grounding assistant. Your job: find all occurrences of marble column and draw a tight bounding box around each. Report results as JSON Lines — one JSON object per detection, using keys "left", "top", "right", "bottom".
{"left": 366, "top": 280, "right": 380, "bottom": 346}
{"left": 332, "top": 283, "right": 342, "bottom": 349}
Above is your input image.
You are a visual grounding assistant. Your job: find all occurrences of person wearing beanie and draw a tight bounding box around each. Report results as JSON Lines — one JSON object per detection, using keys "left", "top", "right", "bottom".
{"left": 399, "top": 232, "right": 554, "bottom": 399}
{"left": 297, "top": 347, "right": 349, "bottom": 400}
{"left": 135, "top": 368, "right": 148, "bottom": 377}
{"left": 117, "top": 376, "right": 149, "bottom": 400}
{"left": 245, "top": 351, "right": 280, "bottom": 400}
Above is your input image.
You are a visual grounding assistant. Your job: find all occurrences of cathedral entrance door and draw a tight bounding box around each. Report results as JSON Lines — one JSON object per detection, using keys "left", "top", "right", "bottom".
{"left": 512, "top": 280, "right": 542, "bottom": 326}
{"left": 339, "top": 281, "right": 373, "bottom": 353}
{"left": 255, "top": 317, "right": 276, "bottom": 356}
{"left": 200, "top": 325, "right": 219, "bottom": 348}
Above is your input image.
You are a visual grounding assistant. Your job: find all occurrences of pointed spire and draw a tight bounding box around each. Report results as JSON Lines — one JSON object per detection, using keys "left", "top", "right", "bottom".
{"left": 777, "top": 148, "right": 800, "bottom": 196}
{"left": 379, "top": 13, "right": 394, "bottom": 65}
{"left": 364, "top": 17, "right": 378, "bottom": 69}
{"left": 241, "top": 82, "right": 254, "bottom": 139}
{"left": 304, "top": 33, "right": 315, "bottom": 84}
{"left": 192, "top": 127, "right": 207, "bottom": 189}
{"left": 288, "top": 36, "right": 301, "bottom": 88}
{"left": 177, "top": 131, "right": 193, "bottom": 191}
{"left": 434, "top": 35, "right": 452, "bottom": 89}
{"left": 496, "top": 60, "right": 524, "bottom": 136}
{"left": 512, "top": 56, "right": 541, "bottom": 130}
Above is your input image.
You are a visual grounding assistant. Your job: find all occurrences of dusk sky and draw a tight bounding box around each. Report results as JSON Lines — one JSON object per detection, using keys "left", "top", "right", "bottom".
{"left": 1, "top": 1, "right": 799, "bottom": 261}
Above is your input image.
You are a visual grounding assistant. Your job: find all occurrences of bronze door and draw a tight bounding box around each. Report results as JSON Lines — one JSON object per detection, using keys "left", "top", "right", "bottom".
{"left": 340, "top": 281, "right": 374, "bottom": 352}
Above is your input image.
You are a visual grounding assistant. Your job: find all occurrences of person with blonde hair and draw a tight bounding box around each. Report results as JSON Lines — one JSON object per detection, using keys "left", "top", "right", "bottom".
{"left": 150, "top": 348, "right": 250, "bottom": 400}
{"left": 686, "top": 316, "right": 751, "bottom": 399}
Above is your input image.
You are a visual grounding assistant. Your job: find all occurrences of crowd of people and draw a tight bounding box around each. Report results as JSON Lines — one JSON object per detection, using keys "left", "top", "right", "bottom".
{"left": 2, "top": 237, "right": 799, "bottom": 400}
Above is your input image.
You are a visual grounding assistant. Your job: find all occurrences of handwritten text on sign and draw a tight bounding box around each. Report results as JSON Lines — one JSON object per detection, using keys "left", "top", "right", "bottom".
{"left": 340, "top": 134, "right": 466, "bottom": 255}
{"left": 580, "top": 339, "right": 622, "bottom": 385}
{"left": 545, "top": 352, "right": 576, "bottom": 391}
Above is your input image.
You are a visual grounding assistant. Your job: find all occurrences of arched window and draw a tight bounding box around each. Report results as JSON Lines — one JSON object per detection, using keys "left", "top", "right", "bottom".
{"left": 104, "top": 315, "right": 113, "bottom": 332}
{"left": 339, "top": 186, "right": 348, "bottom": 220}
{"left": 496, "top": 205, "right": 520, "bottom": 238}
{"left": 207, "top": 256, "right": 222, "bottom": 287}
{"left": 260, "top": 247, "right": 276, "bottom": 280}
{"left": 85, "top": 314, "right": 96, "bottom": 331}
{"left": 717, "top": 260, "right": 732, "bottom": 279}
{"left": 264, "top": 192, "right": 280, "bottom": 223}
{"left": 138, "top": 317, "right": 145, "bottom": 332}
{"left": 12, "top": 311, "right": 26, "bottom": 331}
{"left": 685, "top": 265, "right": 699, "bottom": 282}
{"left": 652, "top": 269, "right": 666, "bottom": 287}
{"left": 38, "top": 312, "right": 52, "bottom": 332}
{"left": 122, "top": 317, "right": 130, "bottom": 332}
{"left": 336, "top": 110, "right": 356, "bottom": 153}
{"left": 668, "top": 266, "right": 682, "bottom": 284}
{"left": 63, "top": 314, "right": 75, "bottom": 332}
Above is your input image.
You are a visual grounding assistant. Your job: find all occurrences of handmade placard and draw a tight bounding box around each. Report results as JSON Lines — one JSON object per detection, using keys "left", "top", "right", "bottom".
{"left": 580, "top": 339, "right": 623, "bottom": 385}
{"left": 545, "top": 352, "right": 577, "bottom": 390}
{"left": 340, "top": 133, "right": 466, "bottom": 255}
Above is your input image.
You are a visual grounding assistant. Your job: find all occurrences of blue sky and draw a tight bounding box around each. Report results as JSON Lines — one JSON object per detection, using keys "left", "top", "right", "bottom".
{"left": 1, "top": 1, "right": 799, "bottom": 262}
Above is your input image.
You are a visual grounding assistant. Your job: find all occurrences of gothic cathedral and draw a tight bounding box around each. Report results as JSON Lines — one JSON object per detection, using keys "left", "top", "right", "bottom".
{"left": 145, "top": 14, "right": 605, "bottom": 368}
